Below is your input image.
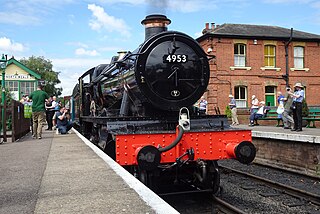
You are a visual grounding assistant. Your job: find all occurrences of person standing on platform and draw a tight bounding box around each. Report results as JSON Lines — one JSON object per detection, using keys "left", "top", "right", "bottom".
{"left": 45, "top": 96, "right": 54, "bottom": 130}
{"left": 199, "top": 96, "right": 208, "bottom": 115}
{"left": 228, "top": 94, "right": 239, "bottom": 125}
{"left": 29, "top": 84, "right": 49, "bottom": 139}
{"left": 250, "top": 95, "right": 259, "bottom": 125}
{"left": 281, "top": 87, "right": 294, "bottom": 129}
{"left": 251, "top": 95, "right": 259, "bottom": 114}
{"left": 290, "top": 83, "right": 304, "bottom": 132}
{"left": 276, "top": 91, "right": 285, "bottom": 119}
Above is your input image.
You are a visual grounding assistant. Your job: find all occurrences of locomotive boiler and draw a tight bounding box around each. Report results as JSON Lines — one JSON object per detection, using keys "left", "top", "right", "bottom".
{"left": 75, "top": 14, "right": 256, "bottom": 194}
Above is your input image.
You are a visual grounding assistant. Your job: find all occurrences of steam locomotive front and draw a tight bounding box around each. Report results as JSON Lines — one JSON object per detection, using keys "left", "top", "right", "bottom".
{"left": 135, "top": 15, "right": 210, "bottom": 111}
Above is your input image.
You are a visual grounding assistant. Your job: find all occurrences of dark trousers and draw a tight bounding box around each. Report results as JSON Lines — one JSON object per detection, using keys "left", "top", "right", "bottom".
{"left": 292, "top": 102, "right": 303, "bottom": 130}
{"left": 58, "top": 121, "right": 73, "bottom": 134}
{"left": 249, "top": 113, "right": 263, "bottom": 124}
{"left": 46, "top": 110, "right": 54, "bottom": 129}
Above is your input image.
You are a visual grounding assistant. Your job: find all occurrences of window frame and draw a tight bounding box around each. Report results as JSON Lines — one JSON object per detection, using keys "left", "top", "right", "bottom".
{"left": 264, "top": 45, "right": 276, "bottom": 67}
{"left": 234, "top": 43, "right": 246, "bottom": 67}
{"left": 234, "top": 86, "right": 247, "bottom": 108}
{"left": 294, "top": 46, "right": 304, "bottom": 69}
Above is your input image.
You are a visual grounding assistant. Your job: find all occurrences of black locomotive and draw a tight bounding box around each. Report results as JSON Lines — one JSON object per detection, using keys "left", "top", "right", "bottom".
{"left": 73, "top": 14, "right": 256, "bottom": 194}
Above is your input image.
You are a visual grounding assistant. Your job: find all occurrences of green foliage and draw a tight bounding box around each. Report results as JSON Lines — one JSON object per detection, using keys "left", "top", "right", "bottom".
{"left": 20, "top": 56, "right": 62, "bottom": 96}
{"left": 302, "top": 99, "right": 309, "bottom": 117}
{"left": 0, "top": 88, "right": 14, "bottom": 103}
{"left": 225, "top": 105, "right": 232, "bottom": 118}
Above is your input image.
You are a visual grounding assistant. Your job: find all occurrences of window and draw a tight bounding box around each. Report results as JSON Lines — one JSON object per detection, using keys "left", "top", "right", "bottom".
{"left": 5, "top": 81, "right": 19, "bottom": 100}
{"left": 20, "top": 81, "right": 36, "bottom": 96}
{"left": 234, "top": 86, "right": 247, "bottom": 108}
{"left": 234, "top": 44, "right": 246, "bottom": 67}
{"left": 6, "top": 81, "right": 18, "bottom": 91}
{"left": 294, "top": 46, "right": 304, "bottom": 69}
{"left": 264, "top": 45, "right": 276, "bottom": 67}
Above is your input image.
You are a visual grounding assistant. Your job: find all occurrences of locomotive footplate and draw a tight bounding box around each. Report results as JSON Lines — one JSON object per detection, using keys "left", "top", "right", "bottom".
{"left": 86, "top": 115, "right": 241, "bottom": 134}
{"left": 115, "top": 127, "right": 255, "bottom": 166}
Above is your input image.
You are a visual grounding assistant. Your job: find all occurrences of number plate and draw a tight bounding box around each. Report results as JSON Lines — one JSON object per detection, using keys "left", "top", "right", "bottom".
{"left": 163, "top": 54, "right": 188, "bottom": 63}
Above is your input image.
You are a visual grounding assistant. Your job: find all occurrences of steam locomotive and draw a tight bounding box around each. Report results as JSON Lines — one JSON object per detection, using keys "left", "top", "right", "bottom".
{"left": 71, "top": 14, "right": 256, "bottom": 193}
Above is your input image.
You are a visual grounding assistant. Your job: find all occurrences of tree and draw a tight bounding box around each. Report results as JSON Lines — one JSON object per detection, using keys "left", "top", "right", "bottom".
{"left": 20, "top": 56, "right": 62, "bottom": 96}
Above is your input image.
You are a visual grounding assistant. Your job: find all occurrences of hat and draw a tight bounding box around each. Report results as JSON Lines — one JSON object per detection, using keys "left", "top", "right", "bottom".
{"left": 294, "top": 82, "right": 303, "bottom": 88}
{"left": 259, "top": 101, "right": 265, "bottom": 105}
{"left": 252, "top": 95, "right": 256, "bottom": 99}
{"left": 228, "top": 94, "right": 233, "bottom": 98}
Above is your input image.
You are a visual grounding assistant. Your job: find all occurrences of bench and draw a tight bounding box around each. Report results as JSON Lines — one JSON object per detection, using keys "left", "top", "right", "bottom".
{"left": 256, "top": 109, "right": 283, "bottom": 127}
{"left": 303, "top": 108, "right": 320, "bottom": 128}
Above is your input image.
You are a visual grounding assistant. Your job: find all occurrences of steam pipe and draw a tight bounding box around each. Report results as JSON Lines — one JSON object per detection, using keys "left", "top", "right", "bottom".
{"left": 158, "top": 125, "right": 184, "bottom": 153}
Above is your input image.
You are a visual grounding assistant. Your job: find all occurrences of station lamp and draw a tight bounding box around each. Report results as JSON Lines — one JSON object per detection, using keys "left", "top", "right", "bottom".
{"left": 0, "top": 54, "right": 7, "bottom": 135}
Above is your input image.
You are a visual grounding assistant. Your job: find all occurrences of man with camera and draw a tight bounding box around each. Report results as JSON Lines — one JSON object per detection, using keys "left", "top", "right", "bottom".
{"left": 56, "top": 107, "right": 73, "bottom": 134}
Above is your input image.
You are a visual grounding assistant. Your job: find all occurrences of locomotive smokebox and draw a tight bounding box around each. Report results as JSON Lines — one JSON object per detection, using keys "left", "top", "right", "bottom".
{"left": 141, "top": 14, "right": 171, "bottom": 40}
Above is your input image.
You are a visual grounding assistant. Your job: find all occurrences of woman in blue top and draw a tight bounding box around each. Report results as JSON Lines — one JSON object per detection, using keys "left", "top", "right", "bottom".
{"left": 290, "top": 83, "right": 304, "bottom": 132}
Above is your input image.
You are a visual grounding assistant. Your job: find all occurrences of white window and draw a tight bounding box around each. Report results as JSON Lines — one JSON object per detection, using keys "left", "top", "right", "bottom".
{"left": 294, "top": 46, "right": 304, "bottom": 69}
{"left": 235, "top": 86, "right": 247, "bottom": 108}
{"left": 20, "top": 81, "right": 36, "bottom": 96}
{"left": 234, "top": 44, "right": 246, "bottom": 67}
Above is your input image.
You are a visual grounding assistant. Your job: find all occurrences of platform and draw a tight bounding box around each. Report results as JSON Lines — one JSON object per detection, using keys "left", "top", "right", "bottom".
{"left": 235, "top": 124, "right": 320, "bottom": 177}
{"left": 236, "top": 124, "right": 320, "bottom": 143}
{"left": 0, "top": 129, "right": 178, "bottom": 214}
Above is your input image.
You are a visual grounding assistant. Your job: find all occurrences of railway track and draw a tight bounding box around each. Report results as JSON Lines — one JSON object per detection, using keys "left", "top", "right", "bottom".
{"left": 212, "top": 196, "right": 246, "bottom": 214}
{"left": 220, "top": 165, "right": 320, "bottom": 206}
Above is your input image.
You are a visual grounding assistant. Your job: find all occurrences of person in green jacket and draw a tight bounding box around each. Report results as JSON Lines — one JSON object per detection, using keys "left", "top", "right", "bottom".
{"left": 29, "top": 84, "right": 49, "bottom": 139}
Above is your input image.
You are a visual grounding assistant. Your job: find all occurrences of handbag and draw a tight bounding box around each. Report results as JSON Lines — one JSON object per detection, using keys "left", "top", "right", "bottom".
{"left": 276, "top": 104, "right": 284, "bottom": 114}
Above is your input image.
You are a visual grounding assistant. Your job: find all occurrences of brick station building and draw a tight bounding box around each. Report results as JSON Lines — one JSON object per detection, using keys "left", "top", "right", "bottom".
{"left": 197, "top": 23, "right": 320, "bottom": 118}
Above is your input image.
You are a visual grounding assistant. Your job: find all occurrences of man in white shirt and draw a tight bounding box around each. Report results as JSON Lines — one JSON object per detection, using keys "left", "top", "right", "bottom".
{"left": 249, "top": 101, "right": 269, "bottom": 126}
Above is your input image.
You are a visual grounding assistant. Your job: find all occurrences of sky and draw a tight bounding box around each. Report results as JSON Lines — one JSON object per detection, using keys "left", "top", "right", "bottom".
{"left": 1, "top": 0, "right": 320, "bottom": 96}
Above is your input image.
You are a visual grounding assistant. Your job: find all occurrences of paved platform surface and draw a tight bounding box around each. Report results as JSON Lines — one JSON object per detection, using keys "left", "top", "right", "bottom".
{"left": 235, "top": 124, "right": 320, "bottom": 143}
{"left": 0, "top": 129, "right": 178, "bottom": 214}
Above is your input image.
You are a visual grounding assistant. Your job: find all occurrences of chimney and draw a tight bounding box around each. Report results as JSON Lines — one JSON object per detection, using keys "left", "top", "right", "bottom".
{"left": 211, "top": 23, "right": 215, "bottom": 30}
{"left": 205, "top": 23, "right": 209, "bottom": 30}
{"left": 141, "top": 14, "right": 171, "bottom": 40}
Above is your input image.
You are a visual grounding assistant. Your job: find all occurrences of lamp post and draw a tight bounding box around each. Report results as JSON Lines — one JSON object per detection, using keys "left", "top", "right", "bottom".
{"left": 0, "top": 54, "right": 7, "bottom": 136}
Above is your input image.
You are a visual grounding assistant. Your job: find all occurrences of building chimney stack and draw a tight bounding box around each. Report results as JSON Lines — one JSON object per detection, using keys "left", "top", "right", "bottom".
{"left": 211, "top": 23, "right": 215, "bottom": 30}
{"left": 205, "top": 23, "right": 209, "bottom": 30}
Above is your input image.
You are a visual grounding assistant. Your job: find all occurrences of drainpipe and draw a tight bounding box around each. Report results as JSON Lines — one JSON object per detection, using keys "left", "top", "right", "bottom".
{"left": 284, "top": 28, "right": 293, "bottom": 87}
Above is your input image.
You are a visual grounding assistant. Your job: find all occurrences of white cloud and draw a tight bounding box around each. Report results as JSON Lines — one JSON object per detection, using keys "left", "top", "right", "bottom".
{"left": 52, "top": 57, "right": 110, "bottom": 96}
{"left": 102, "top": 0, "right": 216, "bottom": 13}
{"left": 0, "top": 12, "right": 41, "bottom": 25}
{"left": 0, "top": 1, "right": 73, "bottom": 26}
{"left": 97, "top": 0, "right": 145, "bottom": 5}
{"left": 194, "top": 31, "right": 203, "bottom": 38}
{"left": 0, "top": 37, "right": 25, "bottom": 52}
{"left": 168, "top": 0, "right": 216, "bottom": 13}
{"left": 75, "top": 48, "right": 99, "bottom": 56}
{"left": 88, "top": 4, "right": 131, "bottom": 37}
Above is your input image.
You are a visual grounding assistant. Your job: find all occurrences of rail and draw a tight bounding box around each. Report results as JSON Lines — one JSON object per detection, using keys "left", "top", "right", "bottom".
{"left": 220, "top": 165, "right": 320, "bottom": 206}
